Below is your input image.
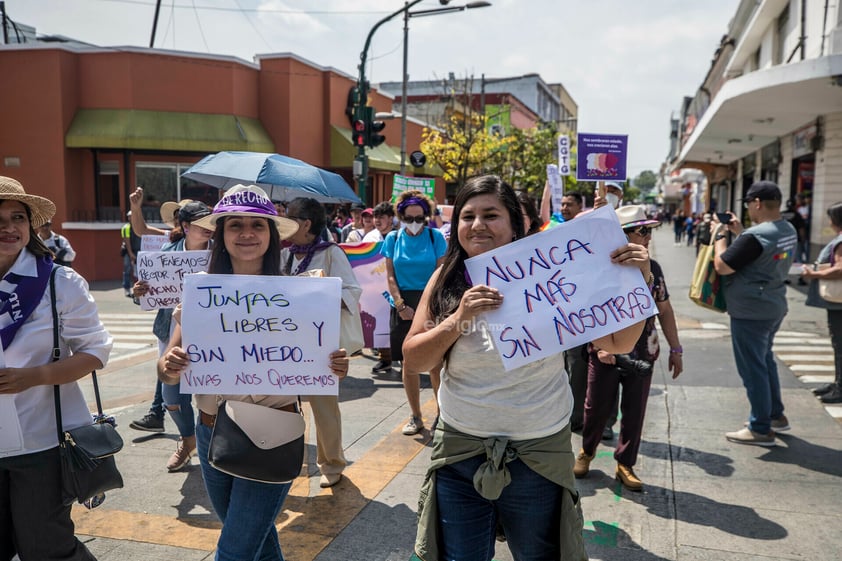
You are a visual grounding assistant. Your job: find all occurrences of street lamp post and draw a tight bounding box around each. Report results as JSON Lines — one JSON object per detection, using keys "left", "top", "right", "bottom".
{"left": 355, "top": 1, "right": 490, "bottom": 202}
{"left": 400, "top": 1, "right": 492, "bottom": 175}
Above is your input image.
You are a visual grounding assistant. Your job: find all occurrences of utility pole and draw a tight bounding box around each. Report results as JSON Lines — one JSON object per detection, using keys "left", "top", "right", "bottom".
{"left": 1, "top": 2, "right": 9, "bottom": 45}
{"left": 149, "top": 0, "right": 162, "bottom": 48}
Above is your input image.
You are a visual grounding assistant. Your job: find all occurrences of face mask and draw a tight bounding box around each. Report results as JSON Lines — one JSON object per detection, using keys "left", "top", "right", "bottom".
{"left": 404, "top": 221, "right": 425, "bottom": 235}
{"left": 606, "top": 193, "right": 620, "bottom": 209}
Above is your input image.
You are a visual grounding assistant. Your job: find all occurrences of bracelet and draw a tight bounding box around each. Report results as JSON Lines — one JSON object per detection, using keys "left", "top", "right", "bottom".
{"left": 669, "top": 346, "right": 683, "bottom": 354}
{"left": 646, "top": 271, "right": 654, "bottom": 285}
{"left": 396, "top": 304, "right": 407, "bottom": 312}
{"left": 393, "top": 297, "right": 404, "bottom": 308}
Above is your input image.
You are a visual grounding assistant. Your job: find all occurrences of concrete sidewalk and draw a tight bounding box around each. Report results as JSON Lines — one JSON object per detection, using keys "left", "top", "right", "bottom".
{"left": 72, "top": 226, "right": 842, "bottom": 561}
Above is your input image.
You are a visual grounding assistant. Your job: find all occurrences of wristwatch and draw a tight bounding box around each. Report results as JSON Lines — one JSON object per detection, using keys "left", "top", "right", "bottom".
{"left": 714, "top": 233, "right": 727, "bottom": 241}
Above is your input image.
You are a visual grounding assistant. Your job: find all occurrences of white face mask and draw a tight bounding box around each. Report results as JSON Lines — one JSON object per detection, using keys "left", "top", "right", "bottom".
{"left": 404, "top": 221, "right": 425, "bottom": 235}
{"left": 606, "top": 193, "right": 621, "bottom": 209}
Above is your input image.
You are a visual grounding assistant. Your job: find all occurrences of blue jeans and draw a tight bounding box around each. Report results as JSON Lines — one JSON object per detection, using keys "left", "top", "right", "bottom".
{"left": 122, "top": 253, "right": 134, "bottom": 291}
{"left": 435, "top": 456, "right": 562, "bottom": 561}
{"left": 196, "top": 422, "right": 292, "bottom": 561}
{"left": 730, "top": 316, "right": 785, "bottom": 434}
{"left": 162, "top": 383, "right": 195, "bottom": 438}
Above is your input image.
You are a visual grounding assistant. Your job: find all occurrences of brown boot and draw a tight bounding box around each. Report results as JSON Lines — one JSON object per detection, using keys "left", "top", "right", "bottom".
{"left": 573, "top": 449, "right": 593, "bottom": 478}
{"left": 615, "top": 463, "right": 643, "bottom": 491}
{"left": 166, "top": 435, "right": 196, "bottom": 472}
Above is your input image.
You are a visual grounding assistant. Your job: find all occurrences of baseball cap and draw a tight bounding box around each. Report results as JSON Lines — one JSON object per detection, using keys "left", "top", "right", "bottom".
{"left": 604, "top": 181, "right": 624, "bottom": 193}
{"left": 178, "top": 201, "right": 211, "bottom": 223}
{"left": 741, "top": 180, "right": 782, "bottom": 202}
{"left": 361, "top": 207, "right": 374, "bottom": 217}
{"left": 350, "top": 202, "right": 366, "bottom": 212}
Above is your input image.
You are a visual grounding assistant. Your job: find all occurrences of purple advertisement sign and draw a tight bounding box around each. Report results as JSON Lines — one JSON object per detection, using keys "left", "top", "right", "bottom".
{"left": 576, "top": 133, "right": 628, "bottom": 181}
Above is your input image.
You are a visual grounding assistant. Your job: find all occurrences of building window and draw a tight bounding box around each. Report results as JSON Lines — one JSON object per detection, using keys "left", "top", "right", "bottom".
{"left": 95, "top": 160, "right": 121, "bottom": 222}
{"left": 135, "top": 162, "right": 220, "bottom": 223}
{"left": 775, "top": 5, "right": 790, "bottom": 65}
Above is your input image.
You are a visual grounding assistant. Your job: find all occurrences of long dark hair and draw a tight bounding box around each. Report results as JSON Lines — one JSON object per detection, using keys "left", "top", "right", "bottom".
{"left": 428, "top": 175, "right": 523, "bottom": 321}
{"left": 828, "top": 202, "right": 842, "bottom": 230}
{"left": 516, "top": 190, "right": 541, "bottom": 236}
{"left": 208, "top": 216, "right": 282, "bottom": 275}
{"left": 286, "top": 197, "right": 326, "bottom": 236}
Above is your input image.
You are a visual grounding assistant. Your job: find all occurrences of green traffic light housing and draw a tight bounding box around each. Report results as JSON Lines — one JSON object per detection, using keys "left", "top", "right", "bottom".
{"left": 363, "top": 106, "right": 386, "bottom": 148}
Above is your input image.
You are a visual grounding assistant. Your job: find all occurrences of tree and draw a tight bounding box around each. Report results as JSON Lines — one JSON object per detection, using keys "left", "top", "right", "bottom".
{"left": 633, "top": 170, "right": 658, "bottom": 193}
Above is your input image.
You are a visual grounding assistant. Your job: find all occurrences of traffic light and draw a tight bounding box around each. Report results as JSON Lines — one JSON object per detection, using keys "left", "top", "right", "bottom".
{"left": 363, "top": 106, "right": 386, "bottom": 148}
{"left": 352, "top": 119, "right": 366, "bottom": 147}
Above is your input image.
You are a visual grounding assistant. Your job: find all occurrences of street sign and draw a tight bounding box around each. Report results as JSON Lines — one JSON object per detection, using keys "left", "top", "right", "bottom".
{"left": 409, "top": 150, "right": 427, "bottom": 168}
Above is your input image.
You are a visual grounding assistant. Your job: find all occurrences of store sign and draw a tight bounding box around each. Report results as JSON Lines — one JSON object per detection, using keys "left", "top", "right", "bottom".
{"left": 792, "top": 125, "right": 817, "bottom": 159}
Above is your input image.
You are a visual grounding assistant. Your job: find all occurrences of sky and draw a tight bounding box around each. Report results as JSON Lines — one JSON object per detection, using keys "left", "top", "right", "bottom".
{"left": 5, "top": 0, "right": 740, "bottom": 180}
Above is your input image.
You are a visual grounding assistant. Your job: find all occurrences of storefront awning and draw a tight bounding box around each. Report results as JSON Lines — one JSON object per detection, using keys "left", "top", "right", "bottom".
{"left": 677, "top": 55, "right": 842, "bottom": 166}
{"left": 65, "top": 109, "right": 275, "bottom": 152}
{"left": 330, "top": 126, "right": 442, "bottom": 177}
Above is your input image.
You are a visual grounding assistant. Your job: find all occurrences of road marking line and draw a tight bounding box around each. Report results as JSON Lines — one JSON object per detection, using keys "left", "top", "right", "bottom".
{"left": 799, "top": 375, "right": 835, "bottom": 384}
{"left": 776, "top": 354, "right": 834, "bottom": 361}
{"left": 790, "top": 364, "right": 835, "bottom": 372}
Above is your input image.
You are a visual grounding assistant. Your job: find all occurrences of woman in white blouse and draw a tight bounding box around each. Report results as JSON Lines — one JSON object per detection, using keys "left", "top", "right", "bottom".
{"left": 0, "top": 176, "right": 112, "bottom": 561}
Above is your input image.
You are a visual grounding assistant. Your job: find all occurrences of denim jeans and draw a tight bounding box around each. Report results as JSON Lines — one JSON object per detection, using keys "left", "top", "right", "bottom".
{"left": 150, "top": 379, "right": 164, "bottom": 418}
{"left": 196, "top": 421, "right": 292, "bottom": 561}
{"left": 122, "top": 253, "right": 134, "bottom": 291}
{"left": 435, "top": 456, "right": 562, "bottom": 561}
{"left": 730, "top": 316, "right": 785, "bottom": 434}
{"left": 162, "top": 382, "right": 195, "bottom": 438}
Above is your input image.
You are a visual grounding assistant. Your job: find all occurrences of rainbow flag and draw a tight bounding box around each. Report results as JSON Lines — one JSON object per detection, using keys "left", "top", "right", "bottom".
{"left": 539, "top": 214, "right": 565, "bottom": 232}
{"left": 340, "top": 242, "right": 383, "bottom": 265}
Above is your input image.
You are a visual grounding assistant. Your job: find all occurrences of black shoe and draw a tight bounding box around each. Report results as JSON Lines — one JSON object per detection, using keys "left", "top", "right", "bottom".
{"left": 371, "top": 359, "right": 392, "bottom": 373}
{"left": 813, "top": 383, "right": 836, "bottom": 396}
{"left": 129, "top": 412, "right": 165, "bottom": 433}
{"left": 602, "top": 425, "right": 614, "bottom": 440}
{"left": 819, "top": 386, "right": 842, "bottom": 404}
{"left": 797, "top": 277, "right": 808, "bottom": 286}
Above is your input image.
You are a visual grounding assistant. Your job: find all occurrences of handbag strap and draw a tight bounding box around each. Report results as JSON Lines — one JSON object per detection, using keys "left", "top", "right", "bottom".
{"left": 51, "top": 266, "right": 103, "bottom": 446}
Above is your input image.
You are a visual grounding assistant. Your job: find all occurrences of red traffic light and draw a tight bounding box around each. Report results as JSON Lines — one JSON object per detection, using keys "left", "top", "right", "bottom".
{"left": 353, "top": 120, "right": 366, "bottom": 146}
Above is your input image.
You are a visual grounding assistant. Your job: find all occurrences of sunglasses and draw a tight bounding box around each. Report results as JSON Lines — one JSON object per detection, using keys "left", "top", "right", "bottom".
{"left": 625, "top": 226, "right": 652, "bottom": 236}
{"left": 402, "top": 216, "right": 427, "bottom": 224}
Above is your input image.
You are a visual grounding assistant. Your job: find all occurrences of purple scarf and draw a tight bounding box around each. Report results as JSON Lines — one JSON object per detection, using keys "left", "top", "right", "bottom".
{"left": 285, "top": 240, "right": 333, "bottom": 276}
{"left": 0, "top": 255, "right": 54, "bottom": 350}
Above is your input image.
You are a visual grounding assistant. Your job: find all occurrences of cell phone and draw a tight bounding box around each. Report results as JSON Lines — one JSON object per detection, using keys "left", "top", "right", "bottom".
{"left": 716, "top": 212, "right": 731, "bottom": 224}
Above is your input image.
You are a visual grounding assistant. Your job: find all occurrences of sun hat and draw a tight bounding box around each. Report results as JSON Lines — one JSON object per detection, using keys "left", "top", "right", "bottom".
{"left": 0, "top": 176, "right": 56, "bottom": 228}
{"left": 741, "top": 180, "right": 782, "bottom": 202}
{"left": 192, "top": 184, "right": 299, "bottom": 239}
{"left": 160, "top": 199, "right": 195, "bottom": 226}
{"left": 177, "top": 201, "right": 211, "bottom": 224}
{"left": 616, "top": 205, "right": 659, "bottom": 230}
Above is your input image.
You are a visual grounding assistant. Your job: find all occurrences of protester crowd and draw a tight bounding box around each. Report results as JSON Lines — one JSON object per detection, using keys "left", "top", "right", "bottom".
{"left": 1, "top": 169, "right": 834, "bottom": 561}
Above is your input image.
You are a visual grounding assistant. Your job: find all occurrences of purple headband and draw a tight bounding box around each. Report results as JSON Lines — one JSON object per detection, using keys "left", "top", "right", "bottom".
{"left": 213, "top": 188, "right": 277, "bottom": 217}
{"left": 397, "top": 196, "right": 430, "bottom": 215}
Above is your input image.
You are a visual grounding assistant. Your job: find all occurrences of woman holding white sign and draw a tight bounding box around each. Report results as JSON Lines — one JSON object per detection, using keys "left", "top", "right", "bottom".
{"left": 403, "top": 175, "right": 650, "bottom": 561}
{"left": 129, "top": 189, "right": 213, "bottom": 471}
{"left": 158, "top": 185, "right": 349, "bottom": 561}
{"left": 282, "top": 196, "right": 362, "bottom": 488}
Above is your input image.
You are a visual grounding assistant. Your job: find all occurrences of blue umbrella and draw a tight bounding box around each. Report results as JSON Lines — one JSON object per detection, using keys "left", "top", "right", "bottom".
{"left": 182, "top": 151, "right": 361, "bottom": 204}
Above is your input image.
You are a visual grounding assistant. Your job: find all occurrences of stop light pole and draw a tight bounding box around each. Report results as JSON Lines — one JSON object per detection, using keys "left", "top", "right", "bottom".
{"left": 355, "top": 0, "right": 427, "bottom": 204}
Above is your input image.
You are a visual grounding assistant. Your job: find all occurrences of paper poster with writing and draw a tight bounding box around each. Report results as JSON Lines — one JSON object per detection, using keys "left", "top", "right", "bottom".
{"left": 576, "top": 133, "right": 628, "bottom": 181}
{"left": 180, "top": 274, "right": 342, "bottom": 395}
{"left": 464, "top": 206, "right": 656, "bottom": 371}
{"left": 340, "top": 242, "right": 390, "bottom": 349}
{"left": 136, "top": 250, "right": 211, "bottom": 311}
{"left": 141, "top": 235, "right": 171, "bottom": 252}
{"left": 391, "top": 175, "right": 435, "bottom": 202}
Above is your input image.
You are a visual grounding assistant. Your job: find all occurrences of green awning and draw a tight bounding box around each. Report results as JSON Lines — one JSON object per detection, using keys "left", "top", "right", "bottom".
{"left": 65, "top": 109, "right": 275, "bottom": 152}
{"left": 331, "top": 126, "right": 442, "bottom": 177}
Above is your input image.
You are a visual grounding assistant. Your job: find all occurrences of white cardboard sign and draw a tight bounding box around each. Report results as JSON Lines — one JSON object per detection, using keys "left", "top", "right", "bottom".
{"left": 136, "top": 250, "right": 211, "bottom": 310}
{"left": 180, "top": 274, "right": 342, "bottom": 395}
{"left": 464, "top": 206, "right": 657, "bottom": 371}
{"left": 141, "top": 235, "right": 171, "bottom": 252}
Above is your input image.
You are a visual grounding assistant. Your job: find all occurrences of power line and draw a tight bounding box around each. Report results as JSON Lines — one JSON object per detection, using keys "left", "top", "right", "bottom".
{"left": 231, "top": 0, "right": 273, "bottom": 53}
{"left": 98, "top": 0, "right": 391, "bottom": 15}
{"left": 190, "top": 0, "right": 209, "bottom": 52}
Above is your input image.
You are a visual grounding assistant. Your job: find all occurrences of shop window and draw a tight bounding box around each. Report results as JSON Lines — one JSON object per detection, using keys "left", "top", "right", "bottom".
{"left": 136, "top": 162, "right": 220, "bottom": 223}
{"left": 96, "top": 160, "right": 121, "bottom": 222}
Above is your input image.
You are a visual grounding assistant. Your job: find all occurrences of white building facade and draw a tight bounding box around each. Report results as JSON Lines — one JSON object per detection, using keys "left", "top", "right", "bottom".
{"left": 667, "top": 0, "right": 842, "bottom": 258}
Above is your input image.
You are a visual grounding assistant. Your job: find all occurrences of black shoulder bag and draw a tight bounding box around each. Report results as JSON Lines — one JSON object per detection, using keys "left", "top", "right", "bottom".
{"left": 50, "top": 267, "right": 124, "bottom": 505}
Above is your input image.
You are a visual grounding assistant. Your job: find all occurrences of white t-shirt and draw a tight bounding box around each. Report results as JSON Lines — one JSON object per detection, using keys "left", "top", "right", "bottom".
{"left": 439, "top": 320, "right": 572, "bottom": 440}
{"left": 1, "top": 250, "right": 112, "bottom": 457}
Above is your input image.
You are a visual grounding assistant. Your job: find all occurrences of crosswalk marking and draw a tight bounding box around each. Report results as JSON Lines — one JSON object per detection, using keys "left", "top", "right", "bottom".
{"left": 685, "top": 323, "right": 841, "bottom": 424}
{"left": 99, "top": 312, "right": 157, "bottom": 359}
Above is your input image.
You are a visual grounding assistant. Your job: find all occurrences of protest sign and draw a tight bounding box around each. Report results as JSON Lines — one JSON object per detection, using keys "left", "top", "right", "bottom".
{"left": 547, "top": 164, "right": 564, "bottom": 216}
{"left": 141, "top": 235, "right": 171, "bottom": 252}
{"left": 340, "top": 242, "right": 390, "bottom": 349}
{"left": 391, "top": 175, "right": 435, "bottom": 202}
{"left": 576, "top": 133, "right": 628, "bottom": 181}
{"left": 464, "top": 206, "right": 656, "bottom": 371}
{"left": 557, "top": 135, "right": 571, "bottom": 176}
{"left": 136, "top": 250, "right": 211, "bottom": 311}
{"left": 180, "top": 274, "right": 342, "bottom": 395}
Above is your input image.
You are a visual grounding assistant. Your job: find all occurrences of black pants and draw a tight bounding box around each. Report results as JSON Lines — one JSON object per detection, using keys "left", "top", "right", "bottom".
{"left": 390, "top": 290, "right": 424, "bottom": 362}
{"left": 0, "top": 447, "right": 97, "bottom": 561}
{"left": 828, "top": 309, "right": 842, "bottom": 387}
